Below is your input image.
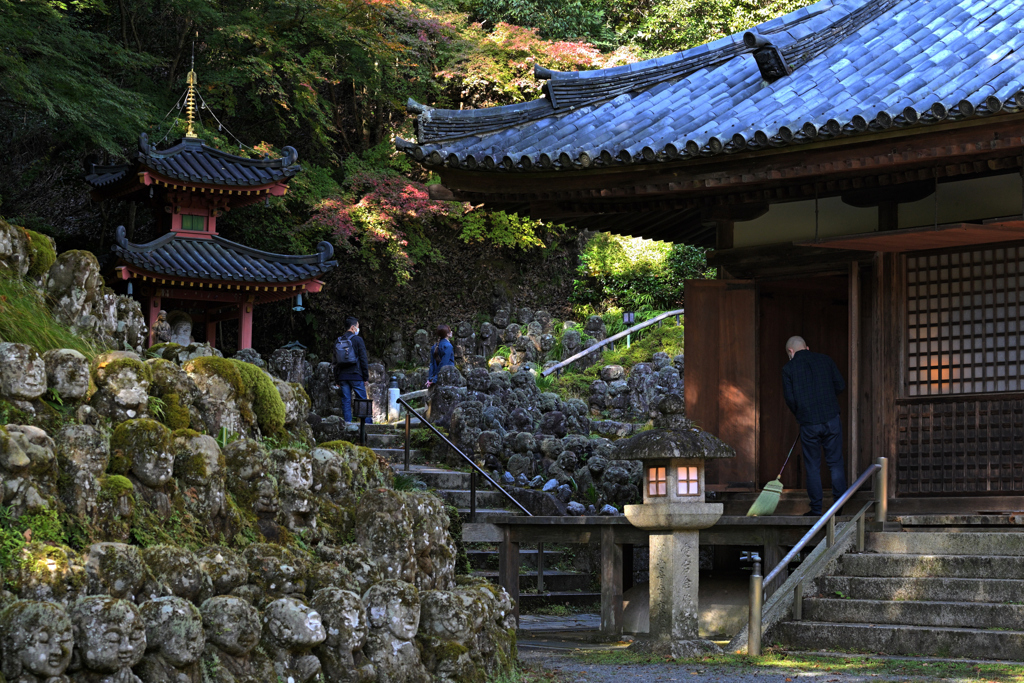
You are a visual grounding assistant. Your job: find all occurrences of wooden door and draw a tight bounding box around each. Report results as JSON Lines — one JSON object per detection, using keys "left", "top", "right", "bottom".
{"left": 758, "top": 276, "right": 850, "bottom": 490}
{"left": 684, "top": 280, "right": 757, "bottom": 488}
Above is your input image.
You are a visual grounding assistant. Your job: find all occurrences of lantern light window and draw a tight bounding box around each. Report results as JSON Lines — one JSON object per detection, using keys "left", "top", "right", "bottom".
{"left": 677, "top": 466, "right": 699, "bottom": 496}
{"left": 648, "top": 466, "right": 667, "bottom": 497}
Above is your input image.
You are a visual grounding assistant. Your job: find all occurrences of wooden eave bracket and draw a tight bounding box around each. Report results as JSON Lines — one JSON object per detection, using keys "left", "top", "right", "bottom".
{"left": 797, "top": 220, "right": 1024, "bottom": 252}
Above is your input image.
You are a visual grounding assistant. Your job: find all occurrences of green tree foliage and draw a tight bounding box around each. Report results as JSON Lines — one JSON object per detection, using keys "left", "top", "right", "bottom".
{"left": 571, "top": 233, "right": 715, "bottom": 314}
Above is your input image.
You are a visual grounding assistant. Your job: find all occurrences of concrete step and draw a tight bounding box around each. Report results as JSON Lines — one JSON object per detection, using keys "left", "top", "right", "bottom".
{"left": 774, "top": 620, "right": 1024, "bottom": 659}
{"left": 372, "top": 448, "right": 431, "bottom": 463}
{"left": 365, "top": 433, "right": 406, "bottom": 448}
{"left": 517, "top": 592, "right": 601, "bottom": 610}
{"left": 840, "top": 553, "right": 1024, "bottom": 579}
{"left": 438, "top": 489, "right": 509, "bottom": 508}
{"left": 815, "top": 575, "right": 1024, "bottom": 603}
{"left": 802, "top": 597, "right": 1024, "bottom": 630}
{"left": 473, "top": 570, "right": 593, "bottom": 593}
{"left": 866, "top": 532, "right": 1024, "bottom": 556}
{"left": 458, "top": 508, "right": 523, "bottom": 523}
{"left": 467, "top": 548, "right": 566, "bottom": 571}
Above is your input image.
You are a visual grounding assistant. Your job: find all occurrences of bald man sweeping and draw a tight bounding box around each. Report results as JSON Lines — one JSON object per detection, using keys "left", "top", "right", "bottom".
{"left": 782, "top": 336, "right": 848, "bottom": 516}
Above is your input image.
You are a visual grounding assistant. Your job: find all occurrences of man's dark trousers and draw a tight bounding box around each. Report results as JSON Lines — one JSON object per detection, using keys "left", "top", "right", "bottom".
{"left": 339, "top": 380, "right": 371, "bottom": 424}
{"left": 800, "top": 414, "right": 847, "bottom": 515}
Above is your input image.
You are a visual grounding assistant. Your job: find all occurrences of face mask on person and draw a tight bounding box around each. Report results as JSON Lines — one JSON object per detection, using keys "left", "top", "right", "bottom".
{"left": 354, "top": 325, "right": 360, "bottom": 336}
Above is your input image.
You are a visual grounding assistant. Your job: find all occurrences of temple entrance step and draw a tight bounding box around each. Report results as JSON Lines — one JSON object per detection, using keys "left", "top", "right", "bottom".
{"left": 773, "top": 532, "right": 1024, "bottom": 659}
{"left": 467, "top": 548, "right": 566, "bottom": 571}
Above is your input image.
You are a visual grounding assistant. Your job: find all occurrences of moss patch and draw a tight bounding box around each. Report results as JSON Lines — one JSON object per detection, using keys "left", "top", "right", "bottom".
{"left": 232, "top": 359, "right": 286, "bottom": 435}
{"left": 23, "top": 229, "right": 56, "bottom": 278}
{"left": 92, "top": 355, "right": 153, "bottom": 387}
{"left": 161, "top": 392, "right": 191, "bottom": 430}
{"left": 98, "top": 474, "right": 134, "bottom": 503}
{"left": 108, "top": 418, "right": 171, "bottom": 475}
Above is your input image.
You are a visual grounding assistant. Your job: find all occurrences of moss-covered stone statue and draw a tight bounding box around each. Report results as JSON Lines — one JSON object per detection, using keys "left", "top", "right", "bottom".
{"left": 140, "top": 546, "right": 213, "bottom": 605}
{"left": 135, "top": 597, "right": 205, "bottom": 683}
{"left": 417, "top": 590, "right": 478, "bottom": 683}
{"left": 69, "top": 596, "right": 147, "bottom": 683}
{"left": 260, "top": 597, "right": 326, "bottom": 683}
{"left": 362, "top": 580, "right": 430, "bottom": 683}
{"left": 199, "top": 597, "right": 274, "bottom": 683}
{"left": 310, "top": 588, "right": 375, "bottom": 683}
{"left": 195, "top": 547, "right": 249, "bottom": 596}
{"left": 110, "top": 419, "right": 174, "bottom": 521}
{"left": 0, "top": 599, "right": 75, "bottom": 683}
{"left": 241, "top": 544, "right": 307, "bottom": 606}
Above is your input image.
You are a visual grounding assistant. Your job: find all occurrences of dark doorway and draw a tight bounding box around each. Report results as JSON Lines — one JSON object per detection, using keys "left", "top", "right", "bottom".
{"left": 758, "top": 276, "right": 850, "bottom": 491}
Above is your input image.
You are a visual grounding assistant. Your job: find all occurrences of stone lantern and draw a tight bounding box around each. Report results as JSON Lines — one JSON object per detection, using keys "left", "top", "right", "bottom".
{"left": 617, "top": 395, "right": 735, "bottom": 657}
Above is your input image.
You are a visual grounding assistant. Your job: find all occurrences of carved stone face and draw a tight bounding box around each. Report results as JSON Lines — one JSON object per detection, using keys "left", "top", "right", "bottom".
{"left": 0, "top": 601, "right": 74, "bottom": 680}
{"left": 201, "top": 596, "right": 262, "bottom": 657}
{"left": 414, "top": 329, "right": 429, "bottom": 346}
{"left": 365, "top": 580, "right": 420, "bottom": 641}
{"left": 71, "top": 597, "right": 147, "bottom": 673}
{"left": 310, "top": 588, "right": 367, "bottom": 652}
{"left": 280, "top": 456, "right": 313, "bottom": 491}
{"left": 140, "top": 596, "right": 205, "bottom": 668}
{"left": 263, "top": 597, "right": 326, "bottom": 650}
{"left": 131, "top": 441, "right": 174, "bottom": 488}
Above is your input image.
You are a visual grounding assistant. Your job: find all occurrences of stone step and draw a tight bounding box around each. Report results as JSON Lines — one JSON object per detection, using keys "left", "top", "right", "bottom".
{"left": 372, "top": 448, "right": 432, "bottom": 463}
{"left": 365, "top": 433, "right": 406, "bottom": 448}
{"left": 815, "top": 575, "right": 1024, "bottom": 603}
{"left": 802, "top": 597, "right": 1024, "bottom": 630}
{"left": 866, "top": 532, "right": 1024, "bottom": 556}
{"left": 473, "top": 570, "right": 593, "bottom": 593}
{"left": 391, "top": 465, "right": 475, "bottom": 491}
{"left": 840, "top": 553, "right": 1024, "bottom": 579}
{"left": 467, "top": 548, "right": 566, "bottom": 571}
{"left": 517, "top": 591, "right": 601, "bottom": 610}
{"left": 458, "top": 508, "right": 523, "bottom": 523}
{"left": 437, "top": 489, "right": 509, "bottom": 508}
{"left": 774, "top": 620, "right": 1024, "bottom": 659}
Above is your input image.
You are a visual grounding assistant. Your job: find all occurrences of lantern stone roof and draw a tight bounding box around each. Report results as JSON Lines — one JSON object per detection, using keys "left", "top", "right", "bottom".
{"left": 86, "top": 133, "right": 301, "bottom": 189}
{"left": 614, "top": 395, "right": 736, "bottom": 460}
{"left": 398, "top": 0, "right": 1024, "bottom": 172}
{"left": 113, "top": 226, "right": 336, "bottom": 283}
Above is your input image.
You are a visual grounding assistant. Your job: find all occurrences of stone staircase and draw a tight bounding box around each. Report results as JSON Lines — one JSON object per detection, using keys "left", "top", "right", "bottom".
{"left": 775, "top": 531, "right": 1024, "bottom": 659}
{"left": 358, "top": 424, "right": 597, "bottom": 608}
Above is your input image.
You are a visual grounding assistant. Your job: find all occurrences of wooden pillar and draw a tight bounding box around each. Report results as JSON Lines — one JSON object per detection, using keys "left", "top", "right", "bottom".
{"left": 498, "top": 526, "right": 520, "bottom": 626}
{"left": 878, "top": 202, "right": 898, "bottom": 231}
{"left": 622, "top": 543, "right": 634, "bottom": 593}
{"left": 872, "top": 251, "right": 901, "bottom": 499}
{"left": 716, "top": 219, "right": 734, "bottom": 250}
{"left": 147, "top": 295, "right": 162, "bottom": 347}
{"left": 848, "top": 261, "right": 860, "bottom": 483}
{"left": 206, "top": 320, "right": 217, "bottom": 349}
{"left": 600, "top": 525, "right": 623, "bottom": 637}
{"left": 762, "top": 528, "right": 787, "bottom": 598}
{"left": 238, "top": 301, "right": 254, "bottom": 350}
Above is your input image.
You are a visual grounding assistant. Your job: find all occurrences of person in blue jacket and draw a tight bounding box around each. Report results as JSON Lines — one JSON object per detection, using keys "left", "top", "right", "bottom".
{"left": 335, "top": 316, "right": 371, "bottom": 423}
{"left": 426, "top": 324, "right": 455, "bottom": 387}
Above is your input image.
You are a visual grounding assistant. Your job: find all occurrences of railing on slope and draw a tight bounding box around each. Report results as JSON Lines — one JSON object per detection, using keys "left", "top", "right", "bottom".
{"left": 397, "top": 396, "right": 532, "bottom": 522}
{"left": 540, "top": 308, "right": 685, "bottom": 377}
{"left": 744, "top": 456, "right": 889, "bottom": 655}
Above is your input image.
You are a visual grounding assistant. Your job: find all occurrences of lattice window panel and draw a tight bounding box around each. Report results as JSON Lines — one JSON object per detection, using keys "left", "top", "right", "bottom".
{"left": 896, "top": 400, "right": 1024, "bottom": 495}
{"left": 906, "top": 247, "right": 1024, "bottom": 397}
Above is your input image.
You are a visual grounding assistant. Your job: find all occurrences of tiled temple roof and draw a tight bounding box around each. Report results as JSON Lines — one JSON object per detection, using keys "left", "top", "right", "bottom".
{"left": 86, "top": 133, "right": 301, "bottom": 188}
{"left": 398, "top": 0, "right": 1024, "bottom": 172}
{"left": 113, "top": 226, "right": 337, "bottom": 283}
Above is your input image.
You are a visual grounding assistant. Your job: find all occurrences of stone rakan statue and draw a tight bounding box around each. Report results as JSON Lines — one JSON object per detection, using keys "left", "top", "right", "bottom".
{"left": 0, "top": 600, "right": 75, "bottom": 683}
{"left": 152, "top": 311, "right": 171, "bottom": 345}
{"left": 200, "top": 597, "right": 274, "bottom": 683}
{"left": 260, "top": 597, "right": 326, "bottom": 683}
{"left": 69, "top": 596, "right": 147, "bottom": 683}
{"left": 135, "top": 597, "right": 205, "bottom": 683}
{"left": 363, "top": 580, "right": 430, "bottom": 683}
{"left": 310, "top": 588, "right": 375, "bottom": 683}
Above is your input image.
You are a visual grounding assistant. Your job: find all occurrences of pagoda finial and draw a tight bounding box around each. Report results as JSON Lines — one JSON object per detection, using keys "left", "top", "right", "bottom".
{"left": 184, "top": 70, "right": 198, "bottom": 138}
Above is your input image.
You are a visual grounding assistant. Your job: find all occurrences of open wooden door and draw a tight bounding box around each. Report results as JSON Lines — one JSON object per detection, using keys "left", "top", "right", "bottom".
{"left": 684, "top": 280, "right": 757, "bottom": 488}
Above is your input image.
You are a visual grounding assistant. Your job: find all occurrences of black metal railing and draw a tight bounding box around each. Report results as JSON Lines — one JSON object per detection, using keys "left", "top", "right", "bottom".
{"left": 397, "top": 396, "right": 532, "bottom": 521}
{"left": 747, "top": 456, "right": 888, "bottom": 655}
{"left": 541, "top": 308, "right": 684, "bottom": 377}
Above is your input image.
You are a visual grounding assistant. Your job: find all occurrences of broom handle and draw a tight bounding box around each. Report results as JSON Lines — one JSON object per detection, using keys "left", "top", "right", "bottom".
{"left": 777, "top": 437, "right": 799, "bottom": 479}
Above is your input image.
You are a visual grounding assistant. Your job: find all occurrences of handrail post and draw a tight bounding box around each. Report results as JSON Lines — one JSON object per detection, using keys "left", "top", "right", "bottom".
{"left": 470, "top": 469, "right": 477, "bottom": 523}
{"left": 826, "top": 516, "right": 835, "bottom": 548}
{"left": 747, "top": 552, "right": 762, "bottom": 656}
{"left": 857, "top": 511, "right": 866, "bottom": 551}
{"left": 793, "top": 581, "right": 803, "bottom": 621}
{"left": 537, "top": 543, "right": 545, "bottom": 592}
{"left": 404, "top": 412, "right": 411, "bottom": 472}
{"left": 875, "top": 456, "right": 888, "bottom": 528}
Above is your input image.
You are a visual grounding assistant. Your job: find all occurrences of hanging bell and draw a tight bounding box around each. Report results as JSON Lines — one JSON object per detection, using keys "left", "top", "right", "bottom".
{"left": 127, "top": 282, "right": 134, "bottom": 295}
{"left": 293, "top": 293, "right": 304, "bottom": 312}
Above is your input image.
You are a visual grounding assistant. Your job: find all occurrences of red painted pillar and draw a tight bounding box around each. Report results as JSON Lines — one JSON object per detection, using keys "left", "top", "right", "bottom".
{"left": 239, "top": 301, "right": 254, "bottom": 350}
{"left": 148, "top": 296, "right": 162, "bottom": 347}
{"left": 206, "top": 321, "right": 217, "bottom": 349}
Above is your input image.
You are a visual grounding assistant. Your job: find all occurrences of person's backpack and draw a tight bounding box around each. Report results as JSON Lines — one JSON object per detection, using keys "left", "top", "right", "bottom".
{"left": 334, "top": 335, "right": 357, "bottom": 365}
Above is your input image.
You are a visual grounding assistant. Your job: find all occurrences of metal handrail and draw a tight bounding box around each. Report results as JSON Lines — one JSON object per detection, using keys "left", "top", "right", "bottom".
{"left": 397, "top": 396, "right": 532, "bottom": 519}
{"left": 541, "top": 308, "right": 685, "bottom": 377}
{"left": 748, "top": 456, "right": 888, "bottom": 655}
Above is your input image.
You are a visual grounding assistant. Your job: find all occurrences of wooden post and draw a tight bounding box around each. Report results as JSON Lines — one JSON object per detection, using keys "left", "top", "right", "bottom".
{"left": 716, "top": 219, "right": 735, "bottom": 251}
{"left": 622, "top": 543, "right": 634, "bottom": 593}
{"left": 849, "top": 261, "right": 860, "bottom": 483}
{"left": 498, "top": 526, "right": 520, "bottom": 626}
{"left": 601, "top": 525, "right": 623, "bottom": 637}
{"left": 206, "top": 320, "right": 217, "bottom": 349}
{"left": 238, "top": 301, "right": 254, "bottom": 350}
{"left": 147, "top": 295, "right": 162, "bottom": 347}
{"left": 761, "top": 528, "right": 787, "bottom": 598}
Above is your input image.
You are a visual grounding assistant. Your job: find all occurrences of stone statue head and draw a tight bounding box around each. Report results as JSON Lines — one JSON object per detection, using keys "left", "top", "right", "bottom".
{"left": 310, "top": 588, "right": 367, "bottom": 653}
{"left": 139, "top": 596, "right": 205, "bottom": 667}
{"left": 200, "top": 596, "right": 262, "bottom": 657}
{"left": 414, "top": 329, "right": 429, "bottom": 346}
{"left": 364, "top": 580, "right": 420, "bottom": 641}
{"left": 70, "top": 596, "right": 147, "bottom": 673}
{"left": 493, "top": 308, "right": 510, "bottom": 328}
{"left": 391, "top": 330, "right": 403, "bottom": 342}
{"left": 158, "top": 310, "right": 167, "bottom": 322}
{"left": 113, "top": 418, "right": 174, "bottom": 488}
{"left": 196, "top": 547, "right": 249, "bottom": 595}
{"left": 262, "top": 597, "right": 326, "bottom": 651}
{"left": 276, "top": 449, "right": 313, "bottom": 491}
{"left": 243, "top": 544, "right": 307, "bottom": 597}
{"left": 141, "top": 545, "right": 211, "bottom": 602}
{"left": 0, "top": 600, "right": 74, "bottom": 680}
{"left": 419, "top": 590, "right": 473, "bottom": 643}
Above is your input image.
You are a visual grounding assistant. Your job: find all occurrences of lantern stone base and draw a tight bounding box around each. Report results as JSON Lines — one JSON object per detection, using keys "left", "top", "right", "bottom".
{"left": 625, "top": 502, "right": 723, "bottom": 658}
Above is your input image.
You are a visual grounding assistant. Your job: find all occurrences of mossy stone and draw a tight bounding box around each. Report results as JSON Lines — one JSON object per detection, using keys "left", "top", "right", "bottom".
{"left": 108, "top": 418, "right": 172, "bottom": 477}
{"left": 23, "top": 228, "right": 56, "bottom": 279}
{"left": 162, "top": 393, "right": 191, "bottom": 430}
{"left": 231, "top": 359, "right": 285, "bottom": 435}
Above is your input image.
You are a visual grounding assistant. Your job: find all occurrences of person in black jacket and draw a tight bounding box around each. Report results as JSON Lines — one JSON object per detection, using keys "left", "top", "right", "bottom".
{"left": 782, "top": 335, "right": 847, "bottom": 516}
{"left": 335, "top": 316, "right": 371, "bottom": 423}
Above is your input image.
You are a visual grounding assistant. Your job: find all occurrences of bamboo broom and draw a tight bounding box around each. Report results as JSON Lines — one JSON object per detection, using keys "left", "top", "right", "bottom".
{"left": 746, "top": 437, "right": 799, "bottom": 517}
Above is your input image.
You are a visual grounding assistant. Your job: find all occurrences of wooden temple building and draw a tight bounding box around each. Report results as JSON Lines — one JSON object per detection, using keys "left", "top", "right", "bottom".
{"left": 400, "top": 0, "right": 1024, "bottom": 513}
{"left": 85, "top": 72, "right": 337, "bottom": 350}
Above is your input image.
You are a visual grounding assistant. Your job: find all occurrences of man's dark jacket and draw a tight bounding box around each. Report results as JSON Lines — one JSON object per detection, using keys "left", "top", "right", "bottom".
{"left": 335, "top": 331, "right": 369, "bottom": 382}
{"left": 782, "top": 349, "right": 845, "bottom": 426}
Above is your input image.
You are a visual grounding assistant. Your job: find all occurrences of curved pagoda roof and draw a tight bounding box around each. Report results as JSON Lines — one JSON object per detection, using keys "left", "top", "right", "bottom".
{"left": 86, "top": 133, "right": 302, "bottom": 190}
{"left": 398, "top": 0, "right": 1024, "bottom": 172}
{"left": 113, "top": 226, "right": 337, "bottom": 284}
